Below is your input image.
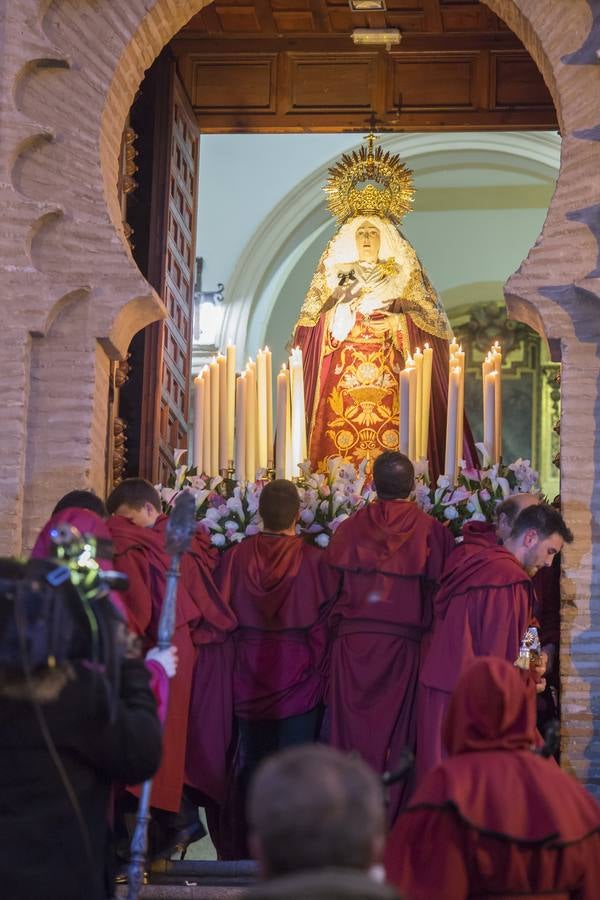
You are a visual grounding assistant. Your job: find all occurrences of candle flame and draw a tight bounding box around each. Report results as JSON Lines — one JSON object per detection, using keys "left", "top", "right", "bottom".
{"left": 424, "top": 342, "right": 430, "bottom": 350}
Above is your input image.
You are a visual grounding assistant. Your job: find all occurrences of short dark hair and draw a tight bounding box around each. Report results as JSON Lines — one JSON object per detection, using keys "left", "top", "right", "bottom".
{"left": 248, "top": 744, "right": 385, "bottom": 877}
{"left": 52, "top": 490, "right": 106, "bottom": 518}
{"left": 259, "top": 480, "right": 300, "bottom": 532}
{"left": 510, "top": 502, "right": 573, "bottom": 544}
{"left": 373, "top": 451, "right": 414, "bottom": 500}
{"left": 106, "top": 478, "right": 161, "bottom": 515}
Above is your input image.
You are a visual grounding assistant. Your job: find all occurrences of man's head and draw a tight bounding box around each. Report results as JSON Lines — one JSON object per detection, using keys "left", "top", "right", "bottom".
{"left": 355, "top": 220, "right": 381, "bottom": 264}
{"left": 106, "top": 478, "right": 161, "bottom": 528}
{"left": 495, "top": 493, "right": 539, "bottom": 543}
{"left": 259, "top": 480, "right": 300, "bottom": 534}
{"left": 248, "top": 745, "right": 386, "bottom": 879}
{"left": 373, "top": 451, "right": 414, "bottom": 501}
{"left": 504, "top": 502, "right": 573, "bottom": 574}
{"left": 52, "top": 490, "right": 107, "bottom": 519}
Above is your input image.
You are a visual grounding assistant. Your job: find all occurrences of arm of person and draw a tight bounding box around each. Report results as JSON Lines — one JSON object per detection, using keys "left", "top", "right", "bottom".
{"left": 73, "top": 658, "right": 162, "bottom": 785}
{"left": 385, "top": 808, "right": 469, "bottom": 900}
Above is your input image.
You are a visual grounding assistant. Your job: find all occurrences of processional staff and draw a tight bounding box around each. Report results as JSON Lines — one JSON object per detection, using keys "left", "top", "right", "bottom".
{"left": 127, "top": 490, "right": 197, "bottom": 900}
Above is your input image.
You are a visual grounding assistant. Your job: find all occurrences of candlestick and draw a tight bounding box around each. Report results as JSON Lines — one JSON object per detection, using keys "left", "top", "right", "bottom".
{"left": 235, "top": 373, "right": 247, "bottom": 483}
{"left": 217, "top": 354, "right": 227, "bottom": 472}
{"left": 445, "top": 365, "right": 461, "bottom": 482}
{"left": 399, "top": 366, "right": 411, "bottom": 457}
{"left": 193, "top": 373, "right": 204, "bottom": 475}
{"left": 226, "top": 343, "right": 236, "bottom": 462}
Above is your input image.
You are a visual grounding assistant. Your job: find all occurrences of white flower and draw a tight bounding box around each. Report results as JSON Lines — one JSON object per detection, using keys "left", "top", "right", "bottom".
{"left": 160, "top": 487, "right": 179, "bottom": 506}
{"left": 319, "top": 499, "right": 329, "bottom": 514}
{"left": 174, "top": 465, "right": 187, "bottom": 490}
{"left": 443, "top": 505, "right": 459, "bottom": 520}
{"left": 174, "top": 448, "right": 188, "bottom": 465}
{"left": 315, "top": 533, "right": 330, "bottom": 548}
{"left": 229, "top": 532, "right": 246, "bottom": 543}
{"left": 188, "top": 488, "right": 209, "bottom": 509}
{"left": 436, "top": 474, "right": 451, "bottom": 490}
{"left": 300, "top": 508, "right": 315, "bottom": 525}
{"left": 224, "top": 520, "right": 239, "bottom": 532}
{"left": 209, "top": 475, "right": 224, "bottom": 490}
{"left": 211, "top": 533, "right": 226, "bottom": 547}
{"left": 496, "top": 476, "right": 511, "bottom": 498}
{"left": 468, "top": 511, "right": 487, "bottom": 522}
{"left": 414, "top": 458, "right": 429, "bottom": 479}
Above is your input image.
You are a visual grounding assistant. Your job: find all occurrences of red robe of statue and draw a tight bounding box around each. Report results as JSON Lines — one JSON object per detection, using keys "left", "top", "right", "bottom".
{"left": 324, "top": 500, "right": 455, "bottom": 820}
{"left": 417, "top": 540, "right": 535, "bottom": 783}
{"left": 387, "top": 658, "right": 600, "bottom": 900}
{"left": 107, "top": 514, "right": 236, "bottom": 813}
{"left": 295, "top": 316, "right": 475, "bottom": 482}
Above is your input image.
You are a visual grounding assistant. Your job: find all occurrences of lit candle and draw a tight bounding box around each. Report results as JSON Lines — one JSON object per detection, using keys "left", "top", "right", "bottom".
{"left": 246, "top": 360, "right": 257, "bottom": 481}
{"left": 276, "top": 364, "right": 289, "bottom": 479}
{"left": 265, "top": 346, "right": 273, "bottom": 466}
{"left": 421, "top": 342, "right": 433, "bottom": 464}
{"left": 455, "top": 345, "right": 465, "bottom": 466}
{"left": 398, "top": 358, "right": 414, "bottom": 458}
{"left": 492, "top": 342, "right": 502, "bottom": 463}
{"left": 445, "top": 365, "right": 461, "bottom": 482}
{"left": 226, "top": 343, "right": 236, "bottom": 464}
{"left": 217, "top": 354, "right": 227, "bottom": 472}
{"left": 414, "top": 347, "right": 424, "bottom": 459}
{"left": 483, "top": 371, "right": 497, "bottom": 463}
{"left": 256, "top": 349, "right": 268, "bottom": 470}
{"left": 193, "top": 373, "right": 204, "bottom": 474}
{"left": 449, "top": 335, "right": 459, "bottom": 357}
{"left": 201, "top": 366, "right": 211, "bottom": 477}
{"left": 407, "top": 360, "right": 417, "bottom": 462}
{"left": 235, "top": 372, "right": 247, "bottom": 483}
{"left": 210, "top": 357, "right": 219, "bottom": 477}
{"left": 289, "top": 347, "right": 307, "bottom": 475}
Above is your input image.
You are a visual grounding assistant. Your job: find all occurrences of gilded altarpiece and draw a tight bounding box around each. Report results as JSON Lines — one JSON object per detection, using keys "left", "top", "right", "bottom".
{"left": 452, "top": 303, "right": 560, "bottom": 499}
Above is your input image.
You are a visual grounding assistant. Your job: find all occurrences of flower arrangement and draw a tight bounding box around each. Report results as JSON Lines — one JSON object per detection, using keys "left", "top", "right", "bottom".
{"left": 155, "top": 450, "right": 540, "bottom": 548}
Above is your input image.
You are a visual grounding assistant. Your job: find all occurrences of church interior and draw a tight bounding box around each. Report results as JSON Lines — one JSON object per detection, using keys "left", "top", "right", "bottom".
{"left": 1, "top": 0, "right": 600, "bottom": 896}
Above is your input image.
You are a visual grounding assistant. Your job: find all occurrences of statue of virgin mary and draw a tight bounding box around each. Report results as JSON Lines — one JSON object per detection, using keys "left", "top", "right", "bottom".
{"left": 293, "top": 136, "right": 475, "bottom": 480}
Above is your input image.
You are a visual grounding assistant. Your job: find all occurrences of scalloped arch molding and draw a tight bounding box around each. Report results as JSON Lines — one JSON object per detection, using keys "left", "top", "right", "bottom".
{"left": 1, "top": 0, "right": 599, "bottom": 792}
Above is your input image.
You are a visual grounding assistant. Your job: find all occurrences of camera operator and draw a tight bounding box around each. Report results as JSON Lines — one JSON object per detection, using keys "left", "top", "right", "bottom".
{"left": 0, "top": 557, "right": 163, "bottom": 900}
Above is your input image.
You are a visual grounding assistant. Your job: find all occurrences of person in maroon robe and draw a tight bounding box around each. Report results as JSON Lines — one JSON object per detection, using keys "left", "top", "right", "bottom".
{"left": 417, "top": 502, "right": 572, "bottom": 782}
{"left": 386, "top": 657, "right": 600, "bottom": 900}
{"left": 452, "top": 492, "right": 539, "bottom": 569}
{"left": 216, "top": 479, "right": 340, "bottom": 857}
{"left": 106, "top": 478, "right": 236, "bottom": 855}
{"left": 323, "top": 451, "right": 455, "bottom": 821}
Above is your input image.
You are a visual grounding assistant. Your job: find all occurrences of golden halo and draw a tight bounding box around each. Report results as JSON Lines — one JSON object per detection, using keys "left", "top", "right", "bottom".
{"left": 324, "top": 134, "right": 415, "bottom": 226}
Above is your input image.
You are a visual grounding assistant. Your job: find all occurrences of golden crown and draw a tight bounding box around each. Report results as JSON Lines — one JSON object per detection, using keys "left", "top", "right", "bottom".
{"left": 324, "top": 133, "right": 415, "bottom": 226}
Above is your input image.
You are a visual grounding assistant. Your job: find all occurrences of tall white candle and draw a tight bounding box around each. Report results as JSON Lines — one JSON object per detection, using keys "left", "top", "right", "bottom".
{"left": 256, "top": 349, "right": 268, "bottom": 470}
{"left": 455, "top": 346, "right": 465, "bottom": 466}
{"left": 265, "top": 346, "right": 273, "bottom": 466}
{"left": 246, "top": 361, "right": 257, "bottom": 481}
{"left": 226, "top": 343, "right": 236, "bottom": 463}
{"left": 492, "top": 342, "right": 502, "bottom": 463}
{"left": 193, "top": 373, "right": 204, "bottom": 474}
{"left": 445, "top": 365, "right": 461, "bottom": 482}
{"left": 398, "top": 365, "right": 411, "bottom": 457}
{"left": 407, "top": 362, "right": 417, "bottom": 462}
{"left": 210, "top": 357, "right": 219, "bottom": 477}
{"left": 235, "top": 373, "right": 247, "bottom": 483}
{"left": 201, "top": 366, "right": 211, "bottom": 477}
{"left": 217, "top": 354, "right": 227, "bottom": 472}
{"left": 276, "top": 364, "right": 289, "bottom": 479}
{"left": 483, "top": 371, "right": 496, "bottom": 463}
{"left": 421, "top": 343, "right": 433, "bottom": 463}
{"left": 414, "top": 347, "right": 424, "bottom": 459}
{"left": 289, "top": 347, "right": 307, "bottom": 475}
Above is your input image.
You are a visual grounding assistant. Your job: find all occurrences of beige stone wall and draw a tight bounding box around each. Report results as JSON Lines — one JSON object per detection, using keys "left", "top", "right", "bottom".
{"left": 0, "top": 0, "right": 599, "bottom": 791}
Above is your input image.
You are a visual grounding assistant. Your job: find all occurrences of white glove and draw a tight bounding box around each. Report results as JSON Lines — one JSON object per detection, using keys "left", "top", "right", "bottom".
{"left": 146, "top": 645, "right": 179, "bottom": 679}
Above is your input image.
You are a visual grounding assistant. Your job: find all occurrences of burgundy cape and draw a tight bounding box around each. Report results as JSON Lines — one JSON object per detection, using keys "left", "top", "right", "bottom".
{"left": 324, "top": 501, "right": 454, "bottom": 819}
{"left": 417, "top": 543, "right": 535, "bottom": 782}
{"left": 386, "top": 658, "right": 600, "bottom": 900}
{"left": 216, "top": 533, "right": 340, "bottom": 721}
{"left": 107, "top": 514, "right": 236, "bottom": 812}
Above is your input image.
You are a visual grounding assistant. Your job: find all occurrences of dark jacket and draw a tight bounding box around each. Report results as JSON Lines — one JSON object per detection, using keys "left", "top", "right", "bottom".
{"left": 0, "top": 658, "right": 162, "bottom": 900}
{"left": 245, "top": 868, "right": 402, "bottom": 900}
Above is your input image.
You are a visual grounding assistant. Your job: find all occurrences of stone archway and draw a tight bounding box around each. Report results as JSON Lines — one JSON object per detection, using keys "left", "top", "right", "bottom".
{"left": 1, "top": 0, "right": 599, "bottom": 791}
